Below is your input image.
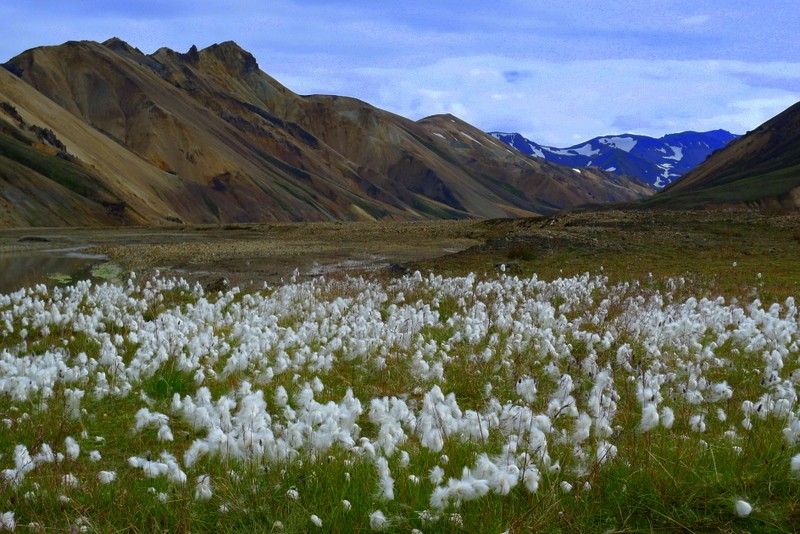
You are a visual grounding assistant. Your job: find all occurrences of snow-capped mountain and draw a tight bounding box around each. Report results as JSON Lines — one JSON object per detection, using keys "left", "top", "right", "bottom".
{"left": 491, "top": 130, "right": 739, "bottom": 188}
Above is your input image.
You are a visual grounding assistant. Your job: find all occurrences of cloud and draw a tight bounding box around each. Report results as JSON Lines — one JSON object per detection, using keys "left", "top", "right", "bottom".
{"left": 1, "top": 1, "right": 799, "bottom": 145}
{"left": 336, "top": 57, "right": 800, "bottom": 145}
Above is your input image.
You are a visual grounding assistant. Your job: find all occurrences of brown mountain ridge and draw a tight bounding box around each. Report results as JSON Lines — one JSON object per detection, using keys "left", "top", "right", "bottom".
{"left": 0, "top": 38, "right": 653, "bottom": 226}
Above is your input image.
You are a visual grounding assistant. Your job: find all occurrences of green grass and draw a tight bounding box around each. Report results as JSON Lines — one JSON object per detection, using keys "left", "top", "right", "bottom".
{"left": 650, "top": 162, "right": 800, "bottom": 208}
{"left": 0, "top": 130, "right": 108, "bottom": 198}
{"left": 2, "top": 213, "right": 800, "bottom": 532}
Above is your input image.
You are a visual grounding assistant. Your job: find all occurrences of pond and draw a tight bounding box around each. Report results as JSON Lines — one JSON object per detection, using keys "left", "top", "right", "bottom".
{"left": 0, "top": 246, "right": 122, "bottom": 294}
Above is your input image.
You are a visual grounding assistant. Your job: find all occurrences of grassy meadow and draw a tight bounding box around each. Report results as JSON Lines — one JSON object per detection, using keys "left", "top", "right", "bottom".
{"left": 1, "top": 211, "right": 800, "bottom": 532}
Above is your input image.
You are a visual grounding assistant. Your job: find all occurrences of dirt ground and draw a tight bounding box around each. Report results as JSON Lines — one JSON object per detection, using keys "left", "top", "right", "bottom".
{"left": 1, "top": 209, "right": 798, "bottom": 295}
{"left": 0, "top": 220, "right": 487, "bottom": 290}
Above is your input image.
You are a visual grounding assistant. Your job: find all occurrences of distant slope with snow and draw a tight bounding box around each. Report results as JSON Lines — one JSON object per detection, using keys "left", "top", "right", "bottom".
{"left": 491, "top": 130, "right": 738, "bottom": 188}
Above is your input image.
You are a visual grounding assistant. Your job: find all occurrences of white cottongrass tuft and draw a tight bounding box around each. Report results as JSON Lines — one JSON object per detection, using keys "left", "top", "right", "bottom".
{"left": 157, "top": 424, "right": 174, "bottom": 442}
{"left": 791, "top": 454, "right": 800, "bottom": 472}
{"left": 560, "top": 481, "right": 573, "bottom": 493}
{"left": 65, "top": 436, "right": 80, "bottom": 460}
{"left": 690, "top": 414, "right": 706, "bottom": 433}
{"left": 194, "top": 475, "right": 212, "bottom": 501}
{"left": 429, "top": 465, "right": 445, "bottom": 485}
{"left": 286, "top": 487, "right": 299, "bottom": 500}
{"left": 97, "top": 471, "right": 116, "bottom": 484}
{"left": 515, "top": 376, "right": 537, "bottom": 403}
{"left": 596, "top": 441, "right": 618, "bottom": 465}
{"left": 375, "top": 457, "right": 394, "bottom": 500}
{"left": 522, "top": 465, "right": 540, "bottom": 493}
{"left": 638, "top": 403, "right": 659, "bottom": 433}
{"left": 62, "top": 473, "right": 79, "bottom": 488}
{"left": 661, "top": 407, "right": 675, "bottom": 429}
{"left": 369, "top": 510, "right": 388, "bottom": 530}
{"left": 399, "top": 450, "right": 410, "bottom": 467}
{"left": 341, "top": 499, "right": 351, "bottom": 511}
{"left": 734, "top": 499, "right": 752, "bottom": 517}
{"left": 89, "top": 450, "right": 102, "bottom": 462}
{"left": 0, "top": 511, "right": 14, "bottom": 531}
{"left": 310, "top": 514, "right": 323, "bottom": 527}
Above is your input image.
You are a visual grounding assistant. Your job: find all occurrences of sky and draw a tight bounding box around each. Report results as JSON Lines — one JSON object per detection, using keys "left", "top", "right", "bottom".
{"left": 2, "top": 1, "right": 799, "bottom": 146}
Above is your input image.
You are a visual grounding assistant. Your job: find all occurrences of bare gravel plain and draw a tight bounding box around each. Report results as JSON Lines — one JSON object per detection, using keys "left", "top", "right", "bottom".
{"left": 0, "top": 220, "right": 486, "bottom": 290}
{"left": 1, "top": 210, "right": 798, "bottom": 296}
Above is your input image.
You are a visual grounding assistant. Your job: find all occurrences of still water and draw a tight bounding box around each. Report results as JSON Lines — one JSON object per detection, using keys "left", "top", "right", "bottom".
{"left": 0, "top": 247, "right": 115, "bottom": 294}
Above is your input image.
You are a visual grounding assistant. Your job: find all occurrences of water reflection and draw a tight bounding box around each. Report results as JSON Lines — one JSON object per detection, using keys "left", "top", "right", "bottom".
{"left": 0, "top": 249, "right": 107, "bottom": 294}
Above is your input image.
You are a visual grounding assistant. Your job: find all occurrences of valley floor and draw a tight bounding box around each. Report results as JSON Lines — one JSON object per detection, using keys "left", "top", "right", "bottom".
{"left": 0, "top": 208, "right": 798, "bottom": 298}
{"left": 1, "top": 207, "right": 800, "bottom": 532}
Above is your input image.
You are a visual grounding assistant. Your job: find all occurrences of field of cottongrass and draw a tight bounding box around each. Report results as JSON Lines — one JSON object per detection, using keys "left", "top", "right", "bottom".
{"left": 1, "top": 268, "right": 799, "bottom": 532}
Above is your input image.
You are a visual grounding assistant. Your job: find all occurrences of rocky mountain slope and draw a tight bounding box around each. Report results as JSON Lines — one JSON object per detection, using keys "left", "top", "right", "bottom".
{"left": 648, "top": 101, "right": 800, "bottom": 209}
{"left": 491, "top": 130, "right": 738, "bottom": 188}
{"left": 0, "top": 39, "right": 653, "bottom": 227}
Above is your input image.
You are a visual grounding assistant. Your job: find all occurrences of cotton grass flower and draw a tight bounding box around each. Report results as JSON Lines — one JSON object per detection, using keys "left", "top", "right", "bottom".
{"left": 97, "top": 471, "right": 116, "bottom": 484}
{"left": 515, "top": 376, "right": 537, "bottom": 403}
{"left": 735, "top": 499, "right": 752, "bottom": 517}
{"left": 194, "top": 475, "right": 212, "bottom": 501}
{"left": 0, "top": 511, "right": 14, "bottom": 531}
{"left": 65, "top": 436, "right": 80, "bottom": 460}
{"left": 790, "top": 454, "right": 800, "bottom": 473}
{"left": 369, "top": 510, "right": 388, "bottom": 530}
{"left": 689, "top": 414, "right": 706, "bottom": 433}
{"left": 429, "top": 466, "right": 445, "bottom": 485}
{"left": 62, "top": 473, "right": 79, "bottom": 488}
{"left": 660, "top": 407, "right": 675, "bottom": 429}
{"left": 4, "top": 268, "right": 800, "bottom": 526}
{"left": 310, "top": 514, "right": 323, "bottom": 527}
{"left": 375, "top": 457, "right": 394, "bottom": 500}
{"left": 638, "top": 403, "right": 659, "bottom": 433}
{"left": 522, "top": 465, "right": 540, "bottom": 493}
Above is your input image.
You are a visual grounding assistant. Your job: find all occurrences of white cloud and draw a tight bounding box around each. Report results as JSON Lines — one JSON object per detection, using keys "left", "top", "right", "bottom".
{"left": 1, "top": 1, "right": 799, "bottom": 145}
{"left": 310, "top": 57, "right": 800, "bottom": 145}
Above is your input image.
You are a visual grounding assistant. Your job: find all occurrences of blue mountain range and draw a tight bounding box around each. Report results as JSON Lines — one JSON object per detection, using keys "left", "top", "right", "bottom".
{"left": 490, "top": 130, "right": 739, "bottom": 188}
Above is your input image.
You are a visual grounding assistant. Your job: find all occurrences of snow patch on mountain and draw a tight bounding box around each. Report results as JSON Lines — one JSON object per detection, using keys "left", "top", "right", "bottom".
{"left": 490, "top": 130, "right": 738, "bottom": 188}
{"left": 663, "top": 146, "right": 683, "bottom": 161}
{"left": 460, "top": 131, "right": 481, "bottom": 144}
{"left": 528, "top": 145, "right": 545, "bottom": 158}
{"left": 599, "top": 136, "right": 638, "bottom": 152}
{"left": 544, "top": 144, "right": 599, "bottom": 157}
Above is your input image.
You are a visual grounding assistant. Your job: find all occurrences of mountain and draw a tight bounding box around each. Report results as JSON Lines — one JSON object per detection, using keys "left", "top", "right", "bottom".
{"left": 491, "top": 130, "right": 738, "bottom": 188}
{"left": 0, "top": 39, "right": 653, "bottom": 227}
{"left": 647, "top": 101, "right": 800, "bottom": 209}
